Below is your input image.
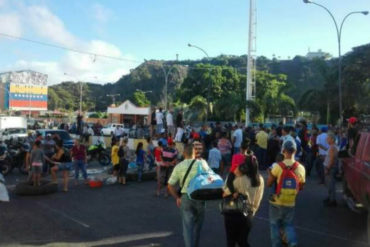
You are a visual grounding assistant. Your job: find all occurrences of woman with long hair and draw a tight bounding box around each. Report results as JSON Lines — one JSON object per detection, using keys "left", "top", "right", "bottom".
{"left": 136, "top": 142, "right": 146, "bottom": 182}
{"left": 222, "top": 153, "right": 264, "bottom": 247}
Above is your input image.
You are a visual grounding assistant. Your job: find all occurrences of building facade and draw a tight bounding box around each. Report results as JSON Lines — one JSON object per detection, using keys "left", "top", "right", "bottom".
{"left": 0, "top": 70, "right": 48, "bottom": 114}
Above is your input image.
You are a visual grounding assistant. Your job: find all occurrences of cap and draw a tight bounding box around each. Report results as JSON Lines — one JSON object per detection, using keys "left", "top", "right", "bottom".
{"left": 348, "top": 117, "right": 358, "bottom": 125}
{"left": 192, "top": 133, "right": 200, "bottom": 140}
{"left": 282, "top": 140, "right": 297, "bottom": 152}
{"left": 321, "top": 126, "right": 328, "bottom": 133}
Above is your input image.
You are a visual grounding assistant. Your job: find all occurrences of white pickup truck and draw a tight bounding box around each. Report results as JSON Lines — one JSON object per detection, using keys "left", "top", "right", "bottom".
{"left": 100, "top": 123, "right": 129, "bottom": 136}
{"left": 0, "top": 116, "right": 28, "bottom": 141}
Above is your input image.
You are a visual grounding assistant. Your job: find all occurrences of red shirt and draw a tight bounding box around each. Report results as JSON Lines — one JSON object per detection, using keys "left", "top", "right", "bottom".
{"left": 230, "top": 153, "right": 246, "bottom": 172}
{"left": 71, "top": 145, "right": 86, "bottom": 161}
{"left": 154, "top": 147, "right": 162, "bottom": 162}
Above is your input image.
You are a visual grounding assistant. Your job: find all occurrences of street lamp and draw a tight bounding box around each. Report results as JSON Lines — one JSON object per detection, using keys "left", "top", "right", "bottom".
{"left": 188, "top": 43, "right": 211, "bottom": 122}
{"left": 303, "top": 0, "right": 368, "bottom": 123}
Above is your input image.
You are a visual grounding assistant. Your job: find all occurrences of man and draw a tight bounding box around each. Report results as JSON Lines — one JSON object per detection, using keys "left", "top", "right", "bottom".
{"left": 168, "top": 144, "right": 210, "bottom": 247}
{"left": 42, "top": 134, "right": 55, "bottom": 174}
{"left": 207, "top": 141, "right": 222, "bottom": 174}
{"left": 159, "top": 140, "right": 178, "bottom": 197}
{"left": 176, "top": 110, "right": 183, "bottom": 129}
{"left": 232, "top": 124, "right": 243, "bottom": 154}
{"left": 255, "top": 124, "right": 268, "bottom": 169}
{"left": 315, "top": 127, "right": 329, "bottom": 184}
{"left": 324, "top": 132, "right": 339, "bottom": 207}
{"left": 280, "top": 126, "right": 294, "bottom": 152}
{"left": 151, "top": 108, "right": 157, "bottom": 137}
{"left": 267, "top": 140, "right": 305, "bottom": 247}
{"left": 166, "top": 110, "right": 175, "bottom": 138}
{"left": 156, "top": 108, "right": 164, "bottom": 136}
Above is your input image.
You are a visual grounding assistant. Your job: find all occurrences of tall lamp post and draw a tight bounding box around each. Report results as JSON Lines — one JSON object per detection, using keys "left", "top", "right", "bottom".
{"left": 303, "top": 0, "right": 368, "bottom": 123}
{"left": 161, "top": 66, "right": 177, "bottom": 111}
{"left": 188, "top": 43, "right": 211, "bottom": 121}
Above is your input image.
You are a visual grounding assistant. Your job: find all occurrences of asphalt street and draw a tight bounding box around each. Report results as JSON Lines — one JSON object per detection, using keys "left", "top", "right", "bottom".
{"left": 0, "top": 169, "right": 369, "bottom": 247}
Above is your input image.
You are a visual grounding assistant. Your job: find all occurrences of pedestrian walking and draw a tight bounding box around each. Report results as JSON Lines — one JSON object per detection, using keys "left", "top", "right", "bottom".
{"left": 232, "top": 124, "right": 243, "bottom": 154}
{"left": 207, "top": 141, "right": 222, "bottom": 174}
{"left": 111, "top": 139, "right": 120, "bottom": 180}
{"left": 166, "top": 109, "right": 175, "bottom": 137}
{"left": 267, "top": 140, "right": 306, "bottom": 247}
{"left": 118, "top": 138, "right": 129, "bottom": 185}
{"left": 218, "top": 132, "right": 233, "bottom": 174}
{"left": 255, "top": 124, "right": 268, "bottom": 169}
{"left": 222, "top": 154, "right": 264, "bottom": 247}
{"left": 159, "top": 140, "right": 178, "bottom": 197}
{"left": 154, "top": 141, "right": 164, "bottom": 195}
{"left": 135, "top": 142, "right": 146, "bottom": 182}
{"left": 167, "top": 144, "right": 210, "bottom": 247}
{"left": 315, "top": 127, "right": 329, "bottom": 184}
{"left": 71, "top": 139, "right": 88, "bottom": 185}
{"left": 156, "top": 108, "right": 164, "bottom": 137}
{"left": 323, "top": 132, "right": 339, "bottom": 207}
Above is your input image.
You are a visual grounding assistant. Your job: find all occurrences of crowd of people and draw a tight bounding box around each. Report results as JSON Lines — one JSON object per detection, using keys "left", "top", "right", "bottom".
{"left": 5, "top": 107, "right": 362, "bottom": 247}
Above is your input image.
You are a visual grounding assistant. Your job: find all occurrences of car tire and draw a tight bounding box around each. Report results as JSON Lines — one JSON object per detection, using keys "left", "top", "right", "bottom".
{"left": 98, "top": 153, "right": 111, "bottom": 166}
{"left": 15, "top": 180, "right": 58, "bottom": 196}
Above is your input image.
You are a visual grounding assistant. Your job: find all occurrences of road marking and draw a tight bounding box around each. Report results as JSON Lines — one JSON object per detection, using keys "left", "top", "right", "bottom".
{"left": 254, "top": 216, "right": 369, "bottom": 246}
{"left": 37, "top": 202, "right": 90, "bottom": 228}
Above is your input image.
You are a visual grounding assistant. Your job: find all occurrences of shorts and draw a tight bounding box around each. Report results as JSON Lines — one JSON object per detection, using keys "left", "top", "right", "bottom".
{"left": 58, "top": 162, "right": 73, "bottom": 171}
{"left": 155, "top": 160, "right": 162, "bottom": 167}
{"left": 119, "top": 159, "right": 128, "bottom": 177}
{"left": 32, "top": 166, "right": 42, "bottom": 174}
{"left": 160, "top": 166, "right": 174, "bottom": 186}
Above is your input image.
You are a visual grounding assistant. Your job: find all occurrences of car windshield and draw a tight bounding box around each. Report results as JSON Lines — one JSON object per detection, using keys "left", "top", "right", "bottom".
{"left": 6, "top": 128, "right": 27, "bottom": 134}
{"left": 46, "top": 131, "right": 71, "bottom": 141}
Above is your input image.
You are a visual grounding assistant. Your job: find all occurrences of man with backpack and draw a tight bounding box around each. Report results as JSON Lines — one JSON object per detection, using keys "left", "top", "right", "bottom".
{"left": 167, "top": 144, "right": 209, "bottom": 247}
{"left": 267, "top": 140, "right": 306, "bottom": 247}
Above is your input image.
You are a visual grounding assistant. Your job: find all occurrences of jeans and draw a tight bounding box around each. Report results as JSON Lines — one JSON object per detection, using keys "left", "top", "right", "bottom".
{"left": 224, "top": 213, "right": 252, "bottom": 247}
{"left": 269, "top": 204, "right": 298, "bottom": 247}
{"left": 180, "top": 194, "right": 205, "bottom": 247}
{"left": 327, "top": 165, "right": 338, "bottom": 201}
{"left": 233, "top": 147, "right": 240, "bottom": 155}
{"left": 148, "top": 155, "right": 155, "bottom": 170}
{"left": 156, "top": 124, "right": 163, "bottom": 134}
{"left": 137, "top": 162, "right": 144, "bottom": 181}
{"left": 74, "top": 160, "right": 87, "bottom": 180}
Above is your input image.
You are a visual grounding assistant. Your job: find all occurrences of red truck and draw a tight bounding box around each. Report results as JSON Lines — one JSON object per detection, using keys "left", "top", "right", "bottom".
{"left": 342, "top": 131, "right": 370, "bottom": 213}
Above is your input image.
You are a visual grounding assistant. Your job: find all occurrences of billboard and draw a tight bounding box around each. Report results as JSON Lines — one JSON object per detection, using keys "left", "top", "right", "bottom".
{"left": 0, "top": 71, "right": 48, "bottom": 111}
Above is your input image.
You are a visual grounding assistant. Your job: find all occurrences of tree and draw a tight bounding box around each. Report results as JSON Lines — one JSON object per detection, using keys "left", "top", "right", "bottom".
{"left": 132, "top": 91, "right": 150, "bottom": 107}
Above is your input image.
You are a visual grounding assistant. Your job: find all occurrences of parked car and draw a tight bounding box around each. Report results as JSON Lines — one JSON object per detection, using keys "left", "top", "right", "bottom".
{"left": 341, "top": 131, "right": 370, "bottom": 213}
{"left": 36, "top": 129, "right": 74, "bottom": 149}
{"left": 0, "top": 128, "right": 27, "bottom": 141}
{"left": 100, "top": 123, "right": 129, "bottom": 136}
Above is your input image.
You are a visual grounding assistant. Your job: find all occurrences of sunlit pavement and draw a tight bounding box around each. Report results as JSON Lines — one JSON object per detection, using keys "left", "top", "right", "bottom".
{"left": 0, "top": 169, "right": 368, "bottom": 247}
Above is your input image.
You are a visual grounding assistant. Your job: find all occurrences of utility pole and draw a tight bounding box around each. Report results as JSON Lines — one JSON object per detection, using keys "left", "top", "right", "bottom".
{"left": 107, "top": 94, "right": 120, "bottom": 105}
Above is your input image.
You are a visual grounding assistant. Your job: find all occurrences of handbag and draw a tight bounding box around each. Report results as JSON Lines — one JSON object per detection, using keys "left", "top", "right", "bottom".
{"left": 220, "top": 195, "right": 249, "bottom": 216}
{"left": 177, "top": 159, "right": 197, "bottom": 197}
{"left": 187, "top": 163, "right": 224, "bottom": 200}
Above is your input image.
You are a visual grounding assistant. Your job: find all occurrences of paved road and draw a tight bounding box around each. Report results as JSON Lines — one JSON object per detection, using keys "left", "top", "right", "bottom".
{"left": 0, "top": 170, "right": 369, "bottom": 247}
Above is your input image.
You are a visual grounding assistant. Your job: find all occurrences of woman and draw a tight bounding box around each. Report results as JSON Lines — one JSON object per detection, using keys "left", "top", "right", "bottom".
{"left": 223, "top": 155, "right": 264, "bottom": 247}
{"left": 111, "top": 139, "right": 120, "bottom": 179}
{"left": 50, "top": 140, "right": 72, "bottom": 192}
{"left": 136, "top": 142, "right": 146, "bottom": 182}
{"left": 30, "top": 140, "right": 45, "bottom": 187}
{"left": 146, "top": 137, "right": 155, "bottom": 170}
{"left": 323, "top": 132, "right": 339, "bottom": 207}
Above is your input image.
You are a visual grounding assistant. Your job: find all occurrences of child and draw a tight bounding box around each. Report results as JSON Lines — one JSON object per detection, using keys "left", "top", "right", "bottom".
{"left": 136, "top": 142, "right": 146, "bottom": 182}
{"left": 111, "top": 139, "right": 120, "bottom": 180}
{"left": 30, "top": 140, "right": 45, "bottom": 187}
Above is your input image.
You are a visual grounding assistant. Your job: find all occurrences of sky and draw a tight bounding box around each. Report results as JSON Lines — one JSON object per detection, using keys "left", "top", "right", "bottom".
{"left": 0, "top": 0, "right": 369, "bottom": 85}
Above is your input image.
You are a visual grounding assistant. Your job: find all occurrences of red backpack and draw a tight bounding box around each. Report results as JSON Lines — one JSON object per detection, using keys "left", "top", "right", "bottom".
{"left": 275, "top": 162, "right": 300, "bottom": 204}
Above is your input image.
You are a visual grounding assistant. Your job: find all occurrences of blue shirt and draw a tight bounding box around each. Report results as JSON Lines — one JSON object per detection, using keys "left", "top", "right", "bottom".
{"left": 159, "top": 138, "right": 167, "bottom": 147}
{"left": 207, "top": 147, "right": 222, "bottom": 169}
{"left": 136, "top": 149, "right": 145, "bottom": 164}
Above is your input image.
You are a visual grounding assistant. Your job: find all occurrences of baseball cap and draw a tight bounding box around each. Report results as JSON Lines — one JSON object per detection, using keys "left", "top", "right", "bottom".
{"left": 282, "top": 140, "right": 297, "bottom": 153}
{"left": 348, "top": 117, "right": 358, "bottom": 125}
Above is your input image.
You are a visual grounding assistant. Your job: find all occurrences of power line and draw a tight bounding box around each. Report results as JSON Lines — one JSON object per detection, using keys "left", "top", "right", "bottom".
{"left": 0, "top": 32, "right": 142, "bottom": 64}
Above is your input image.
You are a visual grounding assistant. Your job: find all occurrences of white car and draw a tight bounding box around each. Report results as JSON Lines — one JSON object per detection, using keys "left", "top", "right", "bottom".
{"left": 0, "top": 128, "right": 28, "bottom": 141}
{"left": 100, "top": 123, "right": 129, "bottom": 136}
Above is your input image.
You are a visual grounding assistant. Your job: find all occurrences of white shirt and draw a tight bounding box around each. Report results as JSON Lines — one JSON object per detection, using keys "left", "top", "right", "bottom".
{"left": 175, "top": 127, "right": 184, "bottom": 142}
{"left": 166, "top": 112, "right": 174, "bottom": 126}
{"left": 317, "top": 133, "right": 329, "bottom": 156}
{"left": 88, "top": 127, "right": 94, "bottom": 136}
{"left": 233, "top": 128, "right": 243, "bottom": 148}
{"left": 156, "top": 111, "right": 164, "bottom": 125}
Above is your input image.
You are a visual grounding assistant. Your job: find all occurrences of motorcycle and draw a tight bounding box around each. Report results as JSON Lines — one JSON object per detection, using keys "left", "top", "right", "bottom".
{"left": 87, "top": 140, "right": 110, "bottom": 166}
{"left": 0, "top": 142, "right": 29, "bottom": 176}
